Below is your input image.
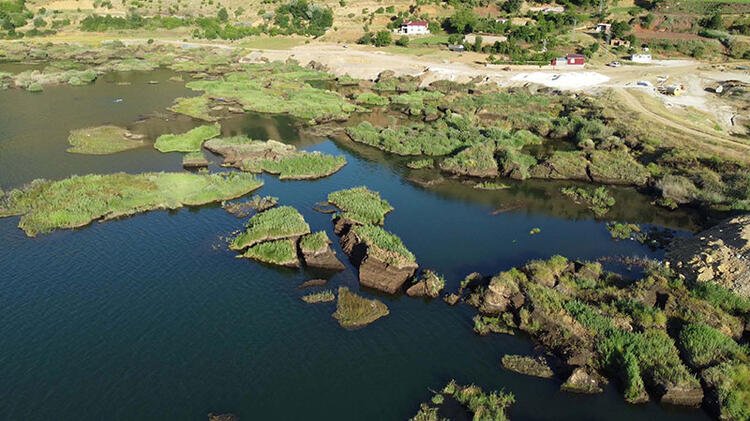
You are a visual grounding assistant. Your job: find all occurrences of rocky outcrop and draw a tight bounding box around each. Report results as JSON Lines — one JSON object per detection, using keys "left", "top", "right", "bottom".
{"left": 406, "top": 270, "right": 445, "bottom": 298}
{"left": 561, "top": 368, "right": 605, "bottom": 394}
{"left": 337, "top": 218, "right": 418, "bottom": 294}
{"left": 657, "top": 382, "right": 704, "bottom": 407}
{"left": 480, "top": 270, "right": 524, "bottom": 314}
{"left": 299, "top": 232, "right": 346, "bottom": 271}
{"left": 667, "top": 215, "right": 750, "bottom": 298}
{"left": 298, "top": 279, "right": 328, "bottom": 289}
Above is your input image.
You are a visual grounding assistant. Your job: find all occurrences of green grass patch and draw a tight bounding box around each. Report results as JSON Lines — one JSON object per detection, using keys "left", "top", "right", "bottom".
{"left": 355, "top": 92, "right": 389, "bottom": 106}
{"left": 703, "top": 362, "right": 750, "bottom": 421}
{"left": 299, "top": 231, "right": 330, "bottom": 254}
{"left": 328, "top": 186, "right": 393, "bottom": 225}
{"left": 205, "top": 137, "right": 346, "bottom": 180}
{"left": 588, "top": 150, "right": 650, "bottom": 186}
{"left": 390, "top": 90, "right": 444, "bottom": 116}
{"left": 185, "top": 63, "right": 357, "bottom": 123}
{"left": 332, "top": 286, "right": 389, "bottom": 328}
{"left": 0, "top": 172, "right": 263, "bottom": 237}
{"left": 67, "top": 125, "right": 144, "bottom": 155}
{"left": 243, "top": 238, "right": 299, "bottom": 267}
{"left": 352, "top": 224, "right": 416, "bottom": 266}
{"left": 565, "top": 300, "right": 700, "bottom": 401}
{"left": 406, "top": 158, "right": 434, "bottom": 169}
{"left": 474, "top": 181, "right": 510, "bottom": 190}
{"left": 253, "top": 152, "right": 346, "bottom": 180}
{"left": 169, "top": 95, "right": 216, "bottom": 121}
{"left": 230, "top": 205, "right": 310, "bottom": 250}
{"left": 346, "top": 119, "right": 471, "bottom": 156}
{"left": 440, "top": 142, "right": 499, "bottom": 178}
{"left": 679, "top": 323, "right": 748, "bottom": 369}
{"left": 154, "top": 123, "right": 221, "bottom": 153}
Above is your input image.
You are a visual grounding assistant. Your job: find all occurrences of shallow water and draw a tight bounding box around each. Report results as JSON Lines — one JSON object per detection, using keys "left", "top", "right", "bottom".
{"left": 0, "top": 71, "right": 710, "bottom": 420}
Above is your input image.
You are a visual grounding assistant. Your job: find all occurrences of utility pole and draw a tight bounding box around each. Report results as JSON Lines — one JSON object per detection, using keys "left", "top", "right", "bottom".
{"left": 599, "top": 0, "right": 605, "bottom": 16}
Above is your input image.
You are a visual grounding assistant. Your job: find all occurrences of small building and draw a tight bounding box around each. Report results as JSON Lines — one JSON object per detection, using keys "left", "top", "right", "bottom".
{"left": 551, "top": 54, "right": 585, "bottom": 66}
{"left": 399, "top": 21, "right": 430, "bottom": 35}
{"left": 542, "top": 6, "right": 565, "bottom": 13}
{"left": 448, "top": 44, "right": 466, "bottom": 52}
{"left": 631, "top": 53, "right": 652, "bottom": 63}
{"left": 610, "top": 38, "right": 630, "bottom": 48}
{"left": 595, "top": 23, "right": 611, "bottom": 33}
{"left": 662, "top": 84, "right": 685, "bottom": 96}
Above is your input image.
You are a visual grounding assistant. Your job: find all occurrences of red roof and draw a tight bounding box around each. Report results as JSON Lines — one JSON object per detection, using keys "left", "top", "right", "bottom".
{"left": 567, "top": 54, "right": 585, "bottom": 59}
{"left": 404, "top": 21, "right": 428, "bottom": 26}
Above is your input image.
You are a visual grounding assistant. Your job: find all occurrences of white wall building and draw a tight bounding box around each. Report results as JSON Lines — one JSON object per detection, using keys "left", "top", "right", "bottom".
{"left": 631, "top": 53, "right": 652, "bottom": 63}
{"left": 399, "top": 21, "right": 430, "bottom": 35}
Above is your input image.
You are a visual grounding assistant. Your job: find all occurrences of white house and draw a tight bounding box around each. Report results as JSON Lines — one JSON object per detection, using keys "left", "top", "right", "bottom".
{"left": 595, "top": 23, "right": 611, "bottom": 33}
{"left": 631, "top": 53, "right": 652, "bottom": 63}
{"left": 399, "top": 21, "right": 430, "bottom": 35}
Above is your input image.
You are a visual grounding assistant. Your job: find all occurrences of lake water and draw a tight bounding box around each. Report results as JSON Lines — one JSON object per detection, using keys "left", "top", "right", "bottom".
{"left": 0, "top": 69, "right": 709, "bottom": 420}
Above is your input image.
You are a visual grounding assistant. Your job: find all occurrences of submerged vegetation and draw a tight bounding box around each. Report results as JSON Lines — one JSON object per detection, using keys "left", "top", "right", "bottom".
{"left": 561, "top": 186, "right": 615, "bottom": 217}
{"left": 0, "top": 172, "right": 262, "bottom": 236}
{"left": 327, "top": 187, "right": 393, "bottom": 225}
{"left": 67, "top": 125, "right": 144, "bottom": 155}
{"left": 154, "top": 123, "right": 221, "bottom": 153}
{"left": 332, "top": 286, "right": 389, "bottom": 328}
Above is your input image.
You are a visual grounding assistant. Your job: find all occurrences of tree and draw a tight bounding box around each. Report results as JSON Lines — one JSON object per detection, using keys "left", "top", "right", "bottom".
{"left": 704, "top": 14, "right": 723, "bottom": 30}
{"left": 473, "top": 35, "right": 483, "bottom": 52}
{"left": 448, "top": 33, "right": 464, "bottom": 44}
{"left": 641, "top": 13, "right": 654, "bottom": 29}
{"left": 217, "top": 7, "right": 228, "bottom": 22}
{"left": 357, "top": 31, "right": 373, "bottom": 44}
{"left": 395, "top": 35, "right": 409, "bottom": 47}
{"left": 446, "top": 8, "right": 477, "bottom": 34}
{"left": 374, "top": 30, "right": 392, "bottom": 46}
{"left": 611, "top": 20, "right": 631, "bottom": 38}
{"left": 503, "top": 0, "right": 522, "bottom": 14}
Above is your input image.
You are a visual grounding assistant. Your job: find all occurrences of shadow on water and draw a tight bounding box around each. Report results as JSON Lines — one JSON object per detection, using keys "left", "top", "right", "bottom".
{"left": 0, "top": 71, "right": 711, "bottom": 420}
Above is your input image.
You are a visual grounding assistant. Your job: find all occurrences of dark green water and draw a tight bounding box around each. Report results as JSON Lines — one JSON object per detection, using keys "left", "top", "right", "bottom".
{"left": 0, "top": 70, "right": 709, "bottom": 420}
